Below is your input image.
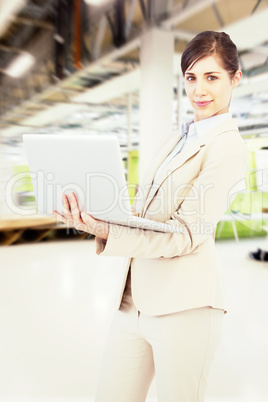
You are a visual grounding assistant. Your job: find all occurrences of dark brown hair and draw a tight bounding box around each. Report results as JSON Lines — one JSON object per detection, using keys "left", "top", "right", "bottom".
{"left": 181, "top": 31, "right": 239, "bottom": 78}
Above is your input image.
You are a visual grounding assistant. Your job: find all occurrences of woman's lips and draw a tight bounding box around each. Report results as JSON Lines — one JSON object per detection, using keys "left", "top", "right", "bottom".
{"left": 195, "top": 100, "right": 213, "bottom": 107}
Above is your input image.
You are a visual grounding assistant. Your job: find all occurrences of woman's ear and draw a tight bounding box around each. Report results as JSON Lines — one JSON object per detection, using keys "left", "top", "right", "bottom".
{"left": 232, "top": 70, "right": 242, "bottom": 88}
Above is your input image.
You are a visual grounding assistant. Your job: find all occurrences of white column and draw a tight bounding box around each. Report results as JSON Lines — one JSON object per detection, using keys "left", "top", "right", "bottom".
{"left": 139, "top": 28, "right": 174, "bottom": 177}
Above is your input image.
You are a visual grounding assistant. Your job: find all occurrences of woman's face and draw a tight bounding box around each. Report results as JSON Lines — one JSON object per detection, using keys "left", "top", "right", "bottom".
{"left": 184, "top": 54, "right": 242, "bottom": 122}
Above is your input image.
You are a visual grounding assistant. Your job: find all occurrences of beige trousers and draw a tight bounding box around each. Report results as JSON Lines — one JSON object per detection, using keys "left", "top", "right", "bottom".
{"left": 95, "top": 273, "right": 224, "bottom": 402}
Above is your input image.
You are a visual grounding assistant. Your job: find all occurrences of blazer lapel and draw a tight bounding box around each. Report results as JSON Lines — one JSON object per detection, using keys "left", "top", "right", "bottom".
{"left": 141, "top": 141, "right": 202, "bottom": 217}
{"left": 140, "top": 118, "right": 239, "bottom": 217}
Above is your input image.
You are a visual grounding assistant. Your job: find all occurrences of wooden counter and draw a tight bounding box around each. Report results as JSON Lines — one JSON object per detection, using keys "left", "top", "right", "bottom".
{"left": 0, "top": 214, "right": 88, "bottom": 245}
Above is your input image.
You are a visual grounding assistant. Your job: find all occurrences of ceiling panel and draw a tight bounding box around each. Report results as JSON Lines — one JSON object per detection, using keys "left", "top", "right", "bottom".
{"left": 217, "top": 0, "right": 268, "bottom": 25}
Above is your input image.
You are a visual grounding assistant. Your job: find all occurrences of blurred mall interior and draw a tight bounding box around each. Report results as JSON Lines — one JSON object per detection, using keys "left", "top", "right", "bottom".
{"left": 0, "top": 0, "right": 268, "bottom": 401}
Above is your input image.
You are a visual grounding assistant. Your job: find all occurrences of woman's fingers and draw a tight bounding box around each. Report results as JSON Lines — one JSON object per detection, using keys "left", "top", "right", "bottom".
{"left": 51, "top": 210, "right": 67, "bottom": 224}
{"left": 52, "top": 193, "right": 82, "bottom": 228}
{"left": 68, "top": 192, "right": 82, "bottom": 226}
{"left": 53, "top": 193, "right": 108, "bottom": 239}
{"left": 62, "top": 194, "right": 74, "bottom": 224}
{"left": 61, "top": 193, "right": 76, "bottom": 226}
{"left": 81, "top": 212, "right": 109, "bottom": 239}
{"left": 52, "top": 207, "right": 108, "bottom": 239}
{"left": 81, "top": 211, "right": 96, "bottom": 228}
{"left": 62, "top": 194, "right": 72, "bottom": 217}
{"left": 131, "top": 207, "right": 138, "bottom": 216}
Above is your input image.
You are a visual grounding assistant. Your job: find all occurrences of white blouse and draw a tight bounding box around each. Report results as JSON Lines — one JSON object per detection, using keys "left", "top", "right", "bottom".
{"left": 152, "top": 112, "right": 232, "bottom": 186}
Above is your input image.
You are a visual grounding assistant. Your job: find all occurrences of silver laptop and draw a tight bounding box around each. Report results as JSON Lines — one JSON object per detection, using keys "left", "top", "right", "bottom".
{"left": 23, "top": 134, "right": 182, "bottom": 234}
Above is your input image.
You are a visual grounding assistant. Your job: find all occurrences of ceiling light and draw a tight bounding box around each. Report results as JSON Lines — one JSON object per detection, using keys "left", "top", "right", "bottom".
{"left": 5, "top": 52, "right": 35, "bottom": 78}
{"left": 84, "top": 0, "right": 109, "bottom": 5}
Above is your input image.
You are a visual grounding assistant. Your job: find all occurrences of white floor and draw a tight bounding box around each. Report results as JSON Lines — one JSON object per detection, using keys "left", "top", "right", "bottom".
{"left": 0, "top": 236, "right": 268, "bottom": 402}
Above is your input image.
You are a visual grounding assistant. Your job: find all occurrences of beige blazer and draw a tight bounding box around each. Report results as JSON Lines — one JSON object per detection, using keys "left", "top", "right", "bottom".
{"left": 95, "top": 119, "right": 248, "bottom": 316}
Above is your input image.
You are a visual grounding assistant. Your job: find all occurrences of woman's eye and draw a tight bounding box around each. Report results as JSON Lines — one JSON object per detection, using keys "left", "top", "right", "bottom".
{"left": 186, "top": 76, "right": 195, "bottom": 81}
{"left": 207, "top": 75, "right": 218, "bottom": 81}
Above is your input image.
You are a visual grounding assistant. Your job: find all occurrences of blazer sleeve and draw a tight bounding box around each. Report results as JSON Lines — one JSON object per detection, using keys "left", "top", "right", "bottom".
{"left": 95, "top": 133, "right": 248, "bottom": 258}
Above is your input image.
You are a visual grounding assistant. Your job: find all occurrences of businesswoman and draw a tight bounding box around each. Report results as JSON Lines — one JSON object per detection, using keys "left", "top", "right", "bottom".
{"left": 52, "top": 31, "right": 248, "bottom": 402}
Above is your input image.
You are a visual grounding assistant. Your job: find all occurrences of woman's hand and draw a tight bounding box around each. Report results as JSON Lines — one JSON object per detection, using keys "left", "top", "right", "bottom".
{"left": 131, "top": 207, "right": 138, "bottom": 216}
{"left": 51, "top": 192, "right": 109, "bottom": 240}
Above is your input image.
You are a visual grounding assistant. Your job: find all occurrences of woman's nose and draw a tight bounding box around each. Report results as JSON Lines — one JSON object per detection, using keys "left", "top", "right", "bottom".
{"left": 194, "top": 80, "right": 207, "bottom": 96}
